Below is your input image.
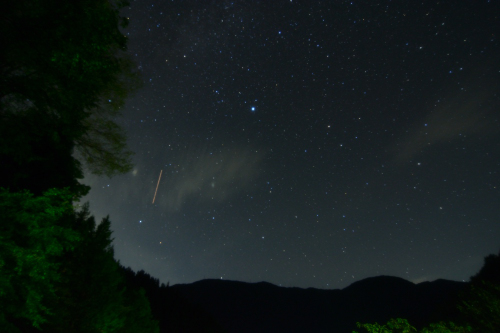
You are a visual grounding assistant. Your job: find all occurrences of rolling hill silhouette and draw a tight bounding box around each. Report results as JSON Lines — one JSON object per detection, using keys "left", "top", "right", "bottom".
{"left": 168, "top": 276, "right": 466, "bottom": 333}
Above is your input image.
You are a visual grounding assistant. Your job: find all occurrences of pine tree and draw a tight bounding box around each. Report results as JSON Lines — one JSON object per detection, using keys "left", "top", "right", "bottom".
{"left": 42, "top": 204, "right": 158, "bottom": 333}
{"left": 0, "top": 188, "right": 79, "bottom": 331}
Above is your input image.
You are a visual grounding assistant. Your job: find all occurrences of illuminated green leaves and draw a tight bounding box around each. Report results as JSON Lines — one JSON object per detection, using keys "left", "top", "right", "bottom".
{"left": 0, "top": 188, "right": 79, "bottom": 328}
{"left": 354, "top": 318, "right": 471, "bottom": 333}
{"left": 354, "top": 318, "right": 417, "bottom": 333}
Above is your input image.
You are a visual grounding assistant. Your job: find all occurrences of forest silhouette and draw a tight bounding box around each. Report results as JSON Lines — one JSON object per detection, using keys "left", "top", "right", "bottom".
{"left": 0, "top": 1, "right": 498, "bottom": 332}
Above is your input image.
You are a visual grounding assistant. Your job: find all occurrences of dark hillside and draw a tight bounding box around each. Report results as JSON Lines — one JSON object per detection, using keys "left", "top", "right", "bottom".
{"left": 120, "top": 268, "right": 227, "bottom": 333}
{"left": 170, "top": 276, "right": 467, "bottom": 333}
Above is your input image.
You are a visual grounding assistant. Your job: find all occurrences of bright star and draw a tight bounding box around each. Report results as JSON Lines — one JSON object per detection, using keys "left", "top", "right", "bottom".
{"left": 251, "top": 107, "right": 256, "bottom": 112}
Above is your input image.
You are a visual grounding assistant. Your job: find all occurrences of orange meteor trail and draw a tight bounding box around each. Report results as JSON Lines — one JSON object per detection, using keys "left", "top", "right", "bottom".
{"left": 152, "top": 170, "right": 162, "bottom": 204}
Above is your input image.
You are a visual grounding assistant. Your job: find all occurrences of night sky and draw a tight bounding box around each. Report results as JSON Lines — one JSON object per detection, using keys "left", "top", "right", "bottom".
{"left": 83, "top": 0, "right": 500, "bottom": 289}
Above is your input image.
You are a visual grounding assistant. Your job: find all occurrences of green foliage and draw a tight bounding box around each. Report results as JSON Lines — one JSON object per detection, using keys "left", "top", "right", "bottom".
{"left": 0, "top": 1, "right": 158, "bottom": 331}
{"left": 119, "top": 288, "right": 160, "bottom": 333}
{"left": 353, "top": 250, "right": 500, "bottom": 333}
{"left": 420, "top": 322, "right": 471, "bottom": 333}
{"left": 354, "top": 318, "right": 417, "bottom": 333}
{"left": 0, "top": 190, "right": 158, "bottom": 332}
{"left": 39, "top": 204, "right": 158, "bottom": 333}
{"left": 458, "top": 281, "right": 500, "bottom": 333}
{"left": 1, "top": 0, "right": 141, "bottom": 184}
{"left": 353, "top": 318, "right": 470, "bottom": 333}
{"left": 0, "top": 188, "right": 79, "bottom": 328}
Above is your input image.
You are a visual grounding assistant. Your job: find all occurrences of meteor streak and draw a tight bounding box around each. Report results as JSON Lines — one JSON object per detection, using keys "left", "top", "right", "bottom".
{"left": 152, "top": 170, "right": 162, "bottom": 204}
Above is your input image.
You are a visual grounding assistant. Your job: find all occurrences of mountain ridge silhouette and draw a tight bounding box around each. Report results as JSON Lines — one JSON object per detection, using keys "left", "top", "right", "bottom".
{"left": 168, "top": 275, "right": 467, "bottom": 333}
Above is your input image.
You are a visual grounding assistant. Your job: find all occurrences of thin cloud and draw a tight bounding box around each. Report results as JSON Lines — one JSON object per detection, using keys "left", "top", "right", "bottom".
{"left": 392, "top": 89, "right": 497, "bottom": 164}
{"left": 158, "top": 144, "right": 264, "bottom": 210}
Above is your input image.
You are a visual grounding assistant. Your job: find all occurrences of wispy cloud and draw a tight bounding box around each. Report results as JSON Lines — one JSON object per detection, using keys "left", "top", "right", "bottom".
{"left": 392, "top": 89, "right": 497, "bottom": 164}
{"left": 157, "top": 144, "right": 264, "bottom": 210}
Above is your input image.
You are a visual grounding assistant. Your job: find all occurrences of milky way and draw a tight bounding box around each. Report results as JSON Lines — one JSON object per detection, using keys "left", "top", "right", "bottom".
{"left": 83, "top": 0, "right": 500, "bottom": 289}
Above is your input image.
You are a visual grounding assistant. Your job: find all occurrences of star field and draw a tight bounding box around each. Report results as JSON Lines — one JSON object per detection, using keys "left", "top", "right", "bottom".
{"left": 83, "top": 0, "right": 500, "bottom": 289}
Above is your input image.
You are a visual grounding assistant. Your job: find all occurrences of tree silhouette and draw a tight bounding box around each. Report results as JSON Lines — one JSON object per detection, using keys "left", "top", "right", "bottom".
{"left": 469, "top": 250, "right": 500, "bottom": 286}
{"left": 119, "top": 267, "right": 228, "bottom": 333}
{"left": 0, "top": 109, "right": 90, "bottom": 196}
{"left": 354, "top": 250, "right": 500, "bottom": 333}
{"left": 38, "top": 204, "right": 158, "bottom": 333}
{"left": 0, "top": 188, "right": 79, "bottom": 330}
{"left": 0, "top": 0, "right": 141, "bottom": 196}
{"left": 456, "top": 250, "right": 500, "bottom": 333}
{"left": 0, "top": 1, "right": 160, "bottom": 331}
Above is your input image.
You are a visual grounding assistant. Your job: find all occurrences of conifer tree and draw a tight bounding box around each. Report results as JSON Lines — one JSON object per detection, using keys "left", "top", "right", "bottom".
{"left": 0, "top": 188, "right": 79, "bottom": 331}
{"left": 1, "top": 1, "right": 159, "bottom": 331}
{"left": 41, "top": 204, "right": 159, "bottom": 333}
